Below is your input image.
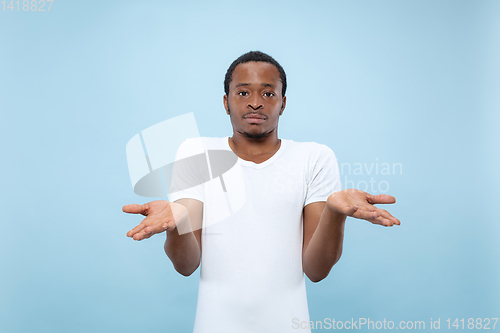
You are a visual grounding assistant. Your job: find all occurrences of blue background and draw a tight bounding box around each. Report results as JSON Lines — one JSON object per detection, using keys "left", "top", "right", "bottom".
{"left": 1, "top": 0, "right": 499, "bottom": 332}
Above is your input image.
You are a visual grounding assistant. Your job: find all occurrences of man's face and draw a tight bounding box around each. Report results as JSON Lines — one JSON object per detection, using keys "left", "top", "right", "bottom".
{"left": 224, "top": 61, "right": 286, "bottom": 139}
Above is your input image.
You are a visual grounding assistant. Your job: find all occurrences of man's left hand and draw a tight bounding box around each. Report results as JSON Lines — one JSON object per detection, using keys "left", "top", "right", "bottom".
{"left": 326, "top": 189, "right": 400, "bottom": 227}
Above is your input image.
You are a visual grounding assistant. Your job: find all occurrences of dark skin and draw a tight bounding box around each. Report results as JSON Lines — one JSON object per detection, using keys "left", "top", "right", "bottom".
{"left": 123, "top": 61, "right": 400, "bottom": 281}
{"left": 223, "top": 61, "right": 285, "bottom": 163}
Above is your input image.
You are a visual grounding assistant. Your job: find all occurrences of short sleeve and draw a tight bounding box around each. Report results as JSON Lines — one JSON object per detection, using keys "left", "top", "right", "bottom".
{"left": 167, "top": 138, "right": 206, "bottom": 203}
{"left": 304, "top": 144, "right": 341, "bottom": 207}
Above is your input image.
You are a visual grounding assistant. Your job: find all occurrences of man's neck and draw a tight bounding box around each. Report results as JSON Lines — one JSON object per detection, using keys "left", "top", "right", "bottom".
{"left": 228, "top": 132, "right": 281, "bottom": 163}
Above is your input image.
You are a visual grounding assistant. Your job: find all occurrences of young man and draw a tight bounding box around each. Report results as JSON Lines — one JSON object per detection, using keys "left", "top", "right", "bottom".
{"left": 123, "top": 51, "right": 400, "bottom": 333}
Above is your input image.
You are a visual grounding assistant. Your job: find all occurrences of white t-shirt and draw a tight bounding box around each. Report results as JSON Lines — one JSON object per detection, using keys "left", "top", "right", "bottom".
{"left": 168, "top": 137, "right": 341, "bottom": 333}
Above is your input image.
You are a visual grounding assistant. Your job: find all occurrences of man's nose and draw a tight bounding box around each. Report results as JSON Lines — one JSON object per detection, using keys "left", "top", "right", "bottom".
{"left": 248, "top": 95, "right": 263, "bottom": 110}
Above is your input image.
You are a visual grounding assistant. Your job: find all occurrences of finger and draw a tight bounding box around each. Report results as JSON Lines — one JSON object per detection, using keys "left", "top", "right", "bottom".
{"left": 364, "top": 213, "right": 392, "bottom": 227}
{"left": 372, "top": 210, "right": 396, "bottom": 226}
{"left": 132, "top": 225, "right": 156, "bottom": 240}
{"left": 352, "top": 207, "right": 381, "bottom": 220}
{"left": 126, "top": 216, "right": 153, "bottom": 237}
{"left": 337, "top": 202, "right": 359, "bottom": 216}
{"left": 130, "top": 217, "right": 173, "bottom": 240}
{"left": 127, "top": 225, "right": 143, "bottom": 238}
{"left": 133, "top": 230, "right": 151, "bottom": 241}
{"left": 366, "top": 194, "right": 396, "bottom": 205}
{"left": 352, "top": 206, "right": 395, "bottom": 226}
{"left": 133, "top": 223, "right": 168, "bottom": 241}
{"left": 390, "top": 216, "right": 401, "bottom": 225}
{"left": 378, "top": 208, "right": 401, "bottom": 225}
{"left": 132, "top": 231, "right": 154, "bottom": 241}
{"left": 122, "top": 203, "right": 149, "bottom": 215}
{"left": 373, "top": 216, "right": 394, "bottom": 227}
{"left": 143, "top": 220, "right": 172, "bottom": 235}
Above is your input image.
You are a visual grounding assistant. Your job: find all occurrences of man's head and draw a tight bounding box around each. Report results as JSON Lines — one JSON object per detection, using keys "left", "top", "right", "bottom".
{"left": 224, "top": 51, "right": 287, "bottom": 98}
{"left": 224, "top": 51, "right": 287, "bottom": 139}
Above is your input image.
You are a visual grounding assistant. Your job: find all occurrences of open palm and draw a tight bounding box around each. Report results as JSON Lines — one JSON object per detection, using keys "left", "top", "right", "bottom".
{"left": 123, "top": 200, "right": 188, "bottom": 241}
{"left": 327, "top": 189, "right": 400, "bottom": 227}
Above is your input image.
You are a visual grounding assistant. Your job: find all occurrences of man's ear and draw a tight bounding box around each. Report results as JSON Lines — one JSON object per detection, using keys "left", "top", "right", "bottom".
{"left": 223, "top": 94, "right": 230, "bottom": 115}
{"left": 279, "top": 96, "right": 286, "bottom": 115}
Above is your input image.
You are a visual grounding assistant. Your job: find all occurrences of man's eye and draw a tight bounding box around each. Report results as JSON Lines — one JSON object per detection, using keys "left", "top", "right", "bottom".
{"left": 238, "top": 91, "right": 248, "bottom": 96}
{"left": 264, "top": 92, "right": 274, "bottom": 97}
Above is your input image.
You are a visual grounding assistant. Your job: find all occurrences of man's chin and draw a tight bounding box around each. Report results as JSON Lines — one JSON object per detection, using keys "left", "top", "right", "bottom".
{"left": 243, "top": 131, "right": 267, "bottom": 139}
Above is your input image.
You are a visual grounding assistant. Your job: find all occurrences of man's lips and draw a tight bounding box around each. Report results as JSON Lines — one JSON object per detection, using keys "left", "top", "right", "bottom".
{"left": 244, "top": 114, "right": 266, "bottom": 119}
{"left": 244, "top": 115, "right": 266, "bottom": 124}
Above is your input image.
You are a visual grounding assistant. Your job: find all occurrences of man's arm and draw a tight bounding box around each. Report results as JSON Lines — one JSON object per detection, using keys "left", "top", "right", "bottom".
{"left": 302, "top": 201, "right": 346, "bottom": 283}
{"left": 164, "top": 198, "right": 203, "bottom": 276}
{"left": 302, "top": 189, "right": 400, "bottom": 283}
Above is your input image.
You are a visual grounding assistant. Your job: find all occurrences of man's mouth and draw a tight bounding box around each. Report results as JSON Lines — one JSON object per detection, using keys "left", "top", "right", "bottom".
{"left": 244, "top": 114, "right": 266, "bottom": 124}
{"left": 244, "top": 114, "right": 266, "bottom": 119}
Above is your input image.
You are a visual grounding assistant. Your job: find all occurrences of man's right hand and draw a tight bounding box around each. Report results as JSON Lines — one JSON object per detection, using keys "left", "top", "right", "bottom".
{"left": 123, "top": 200, "right": 189, "bottom": 241}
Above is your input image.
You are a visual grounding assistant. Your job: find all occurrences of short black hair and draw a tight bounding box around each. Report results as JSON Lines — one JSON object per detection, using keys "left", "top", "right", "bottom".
{"left": 224, "top": 51, "right": 287, "bottom": 97}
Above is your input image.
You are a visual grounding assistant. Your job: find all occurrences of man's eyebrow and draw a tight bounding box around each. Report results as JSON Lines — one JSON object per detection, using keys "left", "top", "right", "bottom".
{"left": 234, "top": 83, "right": 276, "bottom": 88}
